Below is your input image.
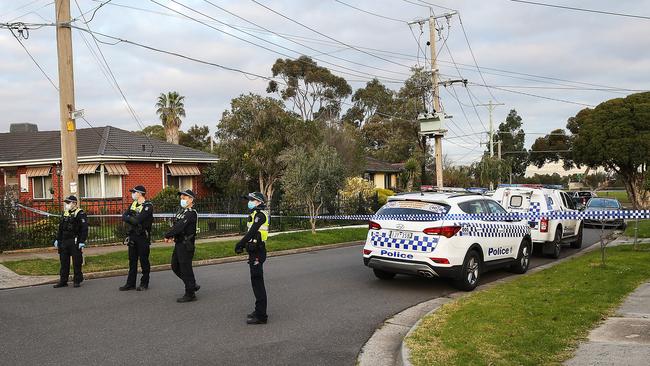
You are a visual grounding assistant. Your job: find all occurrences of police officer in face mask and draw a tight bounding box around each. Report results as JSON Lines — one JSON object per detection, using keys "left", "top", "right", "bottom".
{"left": 164, "top": 189, "right": 200, "bottom": 303}
{"left": 235, "top": 192, "right": 269, "bottom": 325}
{"left": 53, "top": 196, "right": 88, "bottom": 288}
{"left": 119, "top": 185, "right": 153, "bottom": 291}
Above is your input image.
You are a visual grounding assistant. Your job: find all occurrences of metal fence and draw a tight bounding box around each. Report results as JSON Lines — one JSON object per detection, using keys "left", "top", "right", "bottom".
{"left": 2, "top": 194, "right": 375, "bottom": 251}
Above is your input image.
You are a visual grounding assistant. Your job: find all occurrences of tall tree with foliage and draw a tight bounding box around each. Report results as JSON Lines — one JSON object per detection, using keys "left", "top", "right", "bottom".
{"left": 179, "top": 124, "right": 211, "bottom": 151}
{"left": 567, "top": 92, "right": 650, "bottom": 208}
{"left": 216, "top": 94, "right": 304, "bottom": 203}
{"left": 155, "top": 91, "right": 186, "bottom": 144}
{"left": 280, "top": 144, "right": 345, "bottom": 233}
{"left": 489, "top": 109, "right": 528, "bottom": 177}
{"left": 139, "top": 125, "right": 166, "bottom": 141}
{"left": 267, "top": 56, "right": 352, "bottom": 122}
{"left": 529, "top": 128, "right": 573, "bottom": 169}
{"left": 342, "top": 78, "right": 394, "bottom": 126}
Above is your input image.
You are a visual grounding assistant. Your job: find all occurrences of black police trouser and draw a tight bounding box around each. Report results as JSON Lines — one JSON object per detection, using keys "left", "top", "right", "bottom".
{"left": 171, "top": 243, "right": 196, "bottom": 295}
{"left": 59, "top": 239, "right": 83, "bottom": 284}
{"left": 248, "top": 248, "right": 267, "bottom": 319}
{"left": 126, "top": 235, "right": 150, "bottom": 287}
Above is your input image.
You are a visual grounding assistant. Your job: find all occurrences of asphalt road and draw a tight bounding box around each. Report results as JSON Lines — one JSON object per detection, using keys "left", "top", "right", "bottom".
{"left": 0, "top": 229, "right": 604, "bottom": 366}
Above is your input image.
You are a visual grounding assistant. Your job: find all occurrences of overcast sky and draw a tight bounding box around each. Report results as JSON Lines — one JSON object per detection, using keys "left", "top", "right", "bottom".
{"left": 1, "top": 0, "right": 648, "bottom": 164}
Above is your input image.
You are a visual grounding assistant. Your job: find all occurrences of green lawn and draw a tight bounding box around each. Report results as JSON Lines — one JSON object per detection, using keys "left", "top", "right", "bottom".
{"left": 4, "top": 227, "right": 368, "bottom": 276}
{"left": 625, "top": 220, "right": 650, "bottom": 238}
{"left": 598, "top": 190, "right": 630, "bottom": 203}
{"left": 406, "top": 243, "right": 650, "bottom": 366}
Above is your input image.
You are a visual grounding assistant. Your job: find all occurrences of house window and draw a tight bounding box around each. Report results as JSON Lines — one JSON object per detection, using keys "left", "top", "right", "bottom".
{"left": 33, "top": 176, "right": 53, "bottom": 199}
{"left": 384, "top": 174, "right": 391, "bottom": 189}
{"left": 79, "top": 164, "right": 124, "bottom": 199}
{"left": 166, "top": 165, "right": 199, "bottom": 191}
{"left": 167, "top": 176, "right": 193, "bottom": 191}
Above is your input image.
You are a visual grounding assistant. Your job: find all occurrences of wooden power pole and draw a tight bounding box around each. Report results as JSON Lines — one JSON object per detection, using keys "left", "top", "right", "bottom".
{"left": 55, "top": 0, "right": 79, "bottom": 198}
{"left": 428, "top": 15, "right": 444, "bottom": 190}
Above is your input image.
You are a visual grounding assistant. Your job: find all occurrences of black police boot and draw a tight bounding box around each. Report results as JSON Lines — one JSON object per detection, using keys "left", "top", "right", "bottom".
{"left": 136, "top": 284, "right": 148, "bottom": 291}
{"left": 247, "top": 312, "right": 256, "bottom": 319}
{"left": 53, "top": 282, "right": 68, "bottom": 288}
{"left": 119, "top": 285, "right": 136, "bottom": 291}
{"left": 194, "top": 284, "right": 200, "bottom": 292}
{"left": 246, "top": 316, "right": 268, "bottom": 325}
{"left": 176, "top": 293, "right": 197, "bottom": 303}
{"left": 73, "top": 283, "right": 81, "bottom": 288}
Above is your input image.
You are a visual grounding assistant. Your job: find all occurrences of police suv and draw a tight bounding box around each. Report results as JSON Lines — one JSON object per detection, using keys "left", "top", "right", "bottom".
{"left": 492, "top": 184, "right": 583, "bottom": 259}
{"left": 362, "top": 191, "right": 532, "bottom": 291}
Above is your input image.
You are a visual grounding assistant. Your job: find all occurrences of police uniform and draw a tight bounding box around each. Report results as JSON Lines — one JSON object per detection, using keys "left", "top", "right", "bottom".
{"left": 164, "top": 189, "right": 199, "bottom": 302}
{"left": 54, "top": 196, "right": 88, "bottom": 288}
{"left": 235, "top": 192, "right": 269, "bottom": 324}
{"left": 121, "top": 186, "right": 153, "bottom": 291}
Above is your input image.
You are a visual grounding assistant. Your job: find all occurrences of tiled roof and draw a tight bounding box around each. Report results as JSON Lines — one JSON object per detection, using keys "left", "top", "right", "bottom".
{"left": 0, "top": 126, "right": 218, "bottom": 163}
{"left": 365, "top": 157, "right": 404, "bottom": 173}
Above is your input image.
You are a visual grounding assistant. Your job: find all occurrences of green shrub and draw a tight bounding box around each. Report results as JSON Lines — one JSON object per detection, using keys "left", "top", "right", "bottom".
{"left": 339, "top": 177, "right": 375, "bottom": 214}
{"left": 152, "top": 186, "right": 181, "bottom": 214}
{"left": 375, "top": 188, "right": 395, "bottom": 206}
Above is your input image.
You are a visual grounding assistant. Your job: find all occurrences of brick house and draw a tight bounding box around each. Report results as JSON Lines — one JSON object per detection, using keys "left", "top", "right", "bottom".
{"left": 0, "top": 126, "right": 219, "bottom": 213}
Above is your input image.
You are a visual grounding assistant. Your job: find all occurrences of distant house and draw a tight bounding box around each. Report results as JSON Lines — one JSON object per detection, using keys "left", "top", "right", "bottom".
{"left": 524, "top": 160, "right": 604, "bottom": 178}
{"left": 363, "top": 157, "right": 403, "bottom": 190}
{"left": 0, "top": 126, "right": 218, "bottom": 212}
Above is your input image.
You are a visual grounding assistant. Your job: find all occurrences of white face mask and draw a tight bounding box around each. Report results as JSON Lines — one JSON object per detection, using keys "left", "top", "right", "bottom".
{"left": 131, "top": 192, "right": 138, "bottom": 201}
{"left": 64, "top": 203, "right": 74, "bottom": 211}
{"left": 180, "top": 199, "right": 188, "bottom": 208}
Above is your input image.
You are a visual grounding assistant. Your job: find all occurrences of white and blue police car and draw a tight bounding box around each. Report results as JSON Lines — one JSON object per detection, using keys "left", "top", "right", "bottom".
{"left": 362, "top": 190, "right": 532, "bottom": 291}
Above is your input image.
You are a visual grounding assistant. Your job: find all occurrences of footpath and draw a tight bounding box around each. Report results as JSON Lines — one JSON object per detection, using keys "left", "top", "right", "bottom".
{"left": 565, "top": 280, "right": 650, "bottom": 365}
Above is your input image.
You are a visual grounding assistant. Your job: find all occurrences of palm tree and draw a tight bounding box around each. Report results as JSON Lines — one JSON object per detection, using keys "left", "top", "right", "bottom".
{"left": 155, "top": 91, "right": 186, "bottom": 144}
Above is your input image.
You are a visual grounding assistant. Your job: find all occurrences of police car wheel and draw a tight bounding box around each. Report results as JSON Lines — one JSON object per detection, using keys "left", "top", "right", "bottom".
{"left": 373, "top": 269, "right": 396, "bottom": 280}
{"left": 570, "top": 224, "right": 583, "bottom": 249}
{"left": 510, "top": 239, "right": 531, "bottom": 274}
{"left": 455, "top": 250, "right": 481, "bottom": 291}
{"left": 549, "top": 229, "right": 562, "bottom": 259}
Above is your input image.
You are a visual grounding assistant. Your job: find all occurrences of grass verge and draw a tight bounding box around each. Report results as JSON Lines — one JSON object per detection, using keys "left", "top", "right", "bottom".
{"left": 406, "top": 243, "right": 650, "bottom": 366}
{"left": 4, "top": 227, "right": 368, "bottom": 276}
{"left": 625, "top": 220, "right": 650, "bottom": 238}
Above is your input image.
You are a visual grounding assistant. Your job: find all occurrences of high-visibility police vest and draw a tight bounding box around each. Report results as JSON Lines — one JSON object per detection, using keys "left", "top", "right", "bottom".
{"left": 64, "top": 208, "right": 81, "bottom": 218}
{"left": 62, "top": 208, "right": 83, "bottom": 237}
{"left": 130, "top": 200, "right": 143, "bottom": 213}
{"left": 248, "top": 209, "right": 270, "bottom": 241}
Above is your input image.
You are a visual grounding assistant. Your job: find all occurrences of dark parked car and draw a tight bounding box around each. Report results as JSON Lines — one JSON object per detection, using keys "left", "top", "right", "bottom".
{"left": 572, "top": 191, "right": 597, "bottom": 209}
{"left": 583, "top": 198, "right": 626, "bottom": 230}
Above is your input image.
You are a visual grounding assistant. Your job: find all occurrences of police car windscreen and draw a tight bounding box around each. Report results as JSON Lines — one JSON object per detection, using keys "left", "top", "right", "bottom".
{"left": 376, "top": 200, "right": 450, "bottom": 220}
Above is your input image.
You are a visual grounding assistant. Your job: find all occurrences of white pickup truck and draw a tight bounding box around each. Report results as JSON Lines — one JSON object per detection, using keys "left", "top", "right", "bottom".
{"left": 492, "top": 184, "right": 583, "bottom": 258}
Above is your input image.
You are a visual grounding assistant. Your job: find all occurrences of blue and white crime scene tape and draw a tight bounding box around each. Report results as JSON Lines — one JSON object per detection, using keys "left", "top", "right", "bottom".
{"left": 15, "top": 203, "right": 650, "bottom": 222}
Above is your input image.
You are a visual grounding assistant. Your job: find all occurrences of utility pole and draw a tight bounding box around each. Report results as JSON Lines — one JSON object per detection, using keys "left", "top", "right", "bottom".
{"left": 477, "top": 100, "right": 504, "bottom": 158}
{"left": 497, "top": 140, "right": 502, "bottom": 160}
{"left": 55, "top": 0, "right": 79, "bottom": 198}
{"left": 409, "top": 11, "right": 457, "bottom": 190}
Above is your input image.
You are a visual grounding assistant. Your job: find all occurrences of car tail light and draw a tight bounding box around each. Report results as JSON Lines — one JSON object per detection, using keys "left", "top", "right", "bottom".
{"left": 368, "top": 221, "right": 381, "bottom": 230}
{"left": 430, "top": 257, "right": 450, "bottom": 264}
{"left": 423, "top": 226, "right": 461, "bottom": 238}
{"left": 363, "top": 249, "right": 372, "bottom": 255}
{"left": 540, "top": 218, "right": 549, "bottom": 233}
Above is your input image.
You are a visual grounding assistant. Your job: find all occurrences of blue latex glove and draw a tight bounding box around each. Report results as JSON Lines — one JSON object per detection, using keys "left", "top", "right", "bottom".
{"left": 78, "top": 243, "right": 85, "bottom": 249}
{"left": 53, "top": 240, "right": 58, "bottom": 248}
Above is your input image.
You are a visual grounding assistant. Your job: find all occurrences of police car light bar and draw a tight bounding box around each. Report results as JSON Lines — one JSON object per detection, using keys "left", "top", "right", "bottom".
{"left": 498, "top": 184, "right": 565, "bottom": 190}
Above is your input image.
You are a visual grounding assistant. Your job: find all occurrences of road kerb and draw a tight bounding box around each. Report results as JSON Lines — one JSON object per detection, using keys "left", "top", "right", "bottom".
{"left": 357, "top": 238, "right": 617, "bottom": 366}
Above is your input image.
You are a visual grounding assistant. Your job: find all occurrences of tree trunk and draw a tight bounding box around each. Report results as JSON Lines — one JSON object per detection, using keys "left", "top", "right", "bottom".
{"left": 166, "top": 127, "right": 179, "bottom": 145}
{"left": 622, "top": 173, "right": 649, "bottom": 209}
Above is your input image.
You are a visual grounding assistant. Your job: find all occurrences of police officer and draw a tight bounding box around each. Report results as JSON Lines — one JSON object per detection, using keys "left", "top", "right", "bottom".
{"left": 164, "top": 189, "right": 200, "bottom": 303}
{"left": 119, "top": 185, "right": 153, "bottom": 291}
{"left": 53, "top": 196, "right": 88, "bottom": 288}
{"left": 235, "top": 192, "right": 269, "bottom": 325}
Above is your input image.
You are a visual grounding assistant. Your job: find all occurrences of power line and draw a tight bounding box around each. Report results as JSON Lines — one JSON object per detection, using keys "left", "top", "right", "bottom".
{"left": 457, "top": 14, "right": 499, "bottom": 103}
{"left": 508, "top": 0, "right": 650, "bottom": 21}
{"left": 250, "top": 0, "right": 412, "bottom": 69}
{"left": 72, "top": 0, "right": 154, "bottom": 156}
{"left": 152, "top": 0, "right": 408, "bottom": 84}
{"left": 198, "top": 0, "right": 410, "bottom": 78}
{"left": 468, "top": 82, "right": 595, "bottom": 107}
{"left": 7, "top": 25, "right": 58, "bottom": 90}
{"left": 334, "top": 0, "right": 407, "bottom": 23}
{"left": 6, "top": 1, "right": 53, "bottom": 23}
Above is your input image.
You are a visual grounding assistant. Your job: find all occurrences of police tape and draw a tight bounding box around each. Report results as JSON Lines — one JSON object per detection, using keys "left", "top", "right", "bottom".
{"left": 14, "top": 203, "right": 650, "bottom": 222}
